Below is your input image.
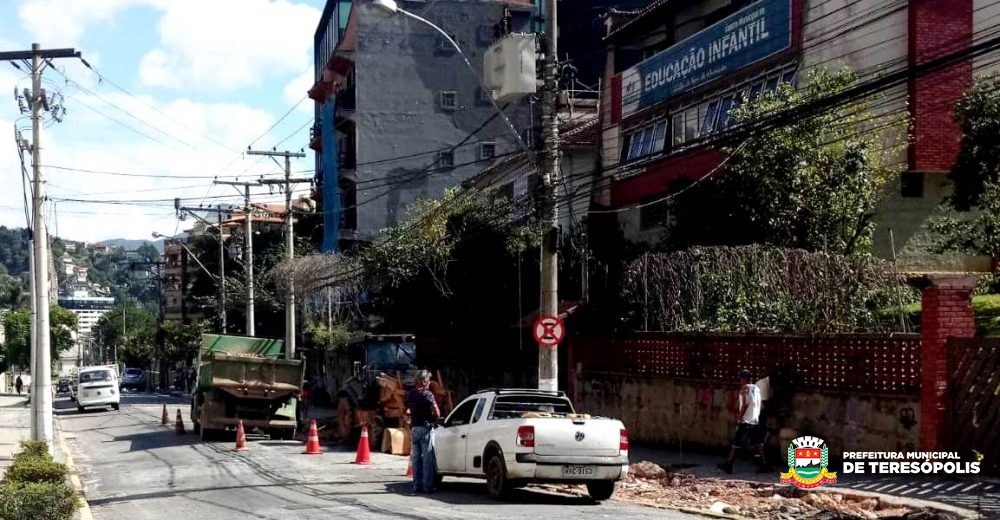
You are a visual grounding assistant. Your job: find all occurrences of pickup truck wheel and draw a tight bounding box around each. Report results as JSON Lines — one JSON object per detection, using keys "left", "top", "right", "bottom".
{"left": 586, "top": 481, "right": 616, "bottom": 501}
{"left": 112, "top": 404, "right": 120, "bottom": 411}
{"left": 486, "top": 455, "right": 512, "bottom": 500}
{"left": 77, "top": 406, "right": 84, "bottom": 413}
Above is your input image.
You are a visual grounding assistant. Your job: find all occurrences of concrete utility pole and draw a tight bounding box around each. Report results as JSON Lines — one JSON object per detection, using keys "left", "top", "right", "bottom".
{"left": 249, "top": 148, "right": 307, "bottom": 360}
{"left": 1, "top": 44, "right": 81, "bottom": 443}
{"left": 214, "top": 181, "right": 259, "bottom": 336}
{"left": 174, "top": 204, "right": 231, "bottom": 333}
{"left": 538, "top": 0, "right": 560, "bottom": 391}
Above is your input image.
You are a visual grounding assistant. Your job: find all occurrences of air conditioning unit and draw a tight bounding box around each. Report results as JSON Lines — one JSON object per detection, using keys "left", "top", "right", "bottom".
{"left": 483, "top": 33, "right": 537, "bottom": 103}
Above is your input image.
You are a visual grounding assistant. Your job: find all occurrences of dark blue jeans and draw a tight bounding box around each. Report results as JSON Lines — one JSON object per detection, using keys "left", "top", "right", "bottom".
{"left": 410, "top": 426, "right": 437, "bottom": 491}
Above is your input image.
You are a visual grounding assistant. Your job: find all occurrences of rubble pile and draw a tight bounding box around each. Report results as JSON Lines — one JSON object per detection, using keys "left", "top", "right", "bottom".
{"left": 610, "top": 461, "right": 960, "bottom": 520}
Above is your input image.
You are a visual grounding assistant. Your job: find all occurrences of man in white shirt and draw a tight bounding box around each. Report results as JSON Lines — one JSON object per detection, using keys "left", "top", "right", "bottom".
{"left": 718, "top": 369, "right": 771, "bottom": 474}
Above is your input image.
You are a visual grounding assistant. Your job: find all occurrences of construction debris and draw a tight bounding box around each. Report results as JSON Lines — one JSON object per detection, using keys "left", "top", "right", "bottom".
{"left": 546, "top": 461, "right": 965, "bottom": 520}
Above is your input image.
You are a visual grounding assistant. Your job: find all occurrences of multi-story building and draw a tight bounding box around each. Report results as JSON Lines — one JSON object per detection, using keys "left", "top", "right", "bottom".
{"left": 595, "top": 0, "right": 985, "bottom": 256}
{"left": 309, "top": 0, "right": 538, "bottom": 252}
{"left": 57, "top": 294, "right": 115, "bottom": 376}
{"left": 162, "top": 239, "right": 199, "bottom": 325}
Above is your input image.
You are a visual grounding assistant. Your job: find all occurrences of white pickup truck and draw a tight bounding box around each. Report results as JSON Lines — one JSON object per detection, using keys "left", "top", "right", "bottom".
{"left": 433, "top": 389, "right": 629, "bottom": 500}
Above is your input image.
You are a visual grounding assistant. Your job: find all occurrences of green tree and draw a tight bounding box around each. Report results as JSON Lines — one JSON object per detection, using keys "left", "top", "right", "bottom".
{"left": 161, "top": 321, "right": 202, "bottom": 365}
{"left": 929, "top": 75, "right": 1000, "bottom": 257}
{"left": 92, "top": 305, "right": 157, "bottom": 367}
{"left": 2, "top": 306, "right": 78, "bottom": 371}
{"left": 354, "top": 189, "right": 539, "bottom": 335}
{"left": 0, "top": 266, "right": 23, "bottom": 309}
{"left": 671, "top": 68, "right": 906, "bottom": 256}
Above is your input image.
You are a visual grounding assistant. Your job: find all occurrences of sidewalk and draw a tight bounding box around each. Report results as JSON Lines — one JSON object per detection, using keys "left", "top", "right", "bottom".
{"left": 630, "top": 444, "right": 999, "bottom": 518}
{"left": 0, "top": 395, "right": 31, "bottom": 473}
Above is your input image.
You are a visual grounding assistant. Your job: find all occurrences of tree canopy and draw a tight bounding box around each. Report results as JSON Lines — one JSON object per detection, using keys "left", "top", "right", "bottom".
{"left": 670, "top": 68, "right": 905, "bottom": 256}
{"left": 930, "top": 75, "right": 1000, "bottom": 257}
{"left": 2, "top": 306, "right": 78, "bottom": 371}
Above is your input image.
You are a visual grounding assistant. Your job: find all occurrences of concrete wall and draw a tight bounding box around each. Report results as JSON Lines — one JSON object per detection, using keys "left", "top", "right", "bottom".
{"left": 575, "top": 373, "right": 920, "bottom": 456}
{"left": 351, "top": 2, "right": 535, "bottom": 238}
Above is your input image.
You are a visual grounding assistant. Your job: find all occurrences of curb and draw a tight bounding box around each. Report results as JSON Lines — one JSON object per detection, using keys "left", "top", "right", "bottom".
{"left": 56, "top": 425, "right": 93, "bottom": 520}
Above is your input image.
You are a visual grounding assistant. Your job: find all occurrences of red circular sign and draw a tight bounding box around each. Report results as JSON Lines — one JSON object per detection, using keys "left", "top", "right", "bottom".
{"left": 533, "top": 316, "right": 565, "bottom": 348}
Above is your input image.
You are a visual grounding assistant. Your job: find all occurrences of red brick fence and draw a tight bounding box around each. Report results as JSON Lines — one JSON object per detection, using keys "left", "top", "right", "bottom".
{"left": 565, "top": 274, "right": 992, "bottom": 470}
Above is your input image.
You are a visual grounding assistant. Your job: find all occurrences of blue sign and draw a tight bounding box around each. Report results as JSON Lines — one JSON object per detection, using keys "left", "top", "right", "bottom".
{"left": 621, "top": 0, "right": 792, "bottom": 117}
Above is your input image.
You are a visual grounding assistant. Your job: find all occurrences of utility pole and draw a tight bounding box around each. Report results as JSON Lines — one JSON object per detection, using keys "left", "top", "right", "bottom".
{"left": 537, "top": 0, "right": 560, "bottom": 391}
{"left": 2, "top": 44, "right": 81, "bottom": 443}
{"left": 213, "top": 181, "right": 258, "bottom": 336}
{"left": 249, "top": 148, "right": 308, "bottom": 360}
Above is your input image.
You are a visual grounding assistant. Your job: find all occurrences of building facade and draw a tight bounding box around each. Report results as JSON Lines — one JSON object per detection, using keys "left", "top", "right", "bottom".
{"left": 57, "top": 295, "right": 115, "bottom": 376}
{"left": 596, "top": 0, "right": 987, "bottom": 256}
{"left": 162, "top": 240, "right": 198, "bottom": 325}
{"left": 310, "top": 0, "right": 538, "bottom": 251}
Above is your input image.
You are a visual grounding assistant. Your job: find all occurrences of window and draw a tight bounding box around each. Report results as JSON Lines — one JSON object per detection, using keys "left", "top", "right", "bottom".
{"left": 436, "top": 34, "right": 458, "bottom": 52}
{"left": 480, "top": 142, "right": 497, "bottom": 160}
{"left": 622, "top": 119, "right": 668, "bottom": 164}
{"left": 439, "top": 90, "right": 457, "bottom": 110}
{"left": 901, "top": 171, "right": 924, "bottom": 198}
{"left": 445, "top": 399, "right": 478, "bottom": 427}
{"left": 479, "top": 88, "right": 495, "bottom": 104}
{"left": 640, "top": 200, "right": 670, "bottom": 230}
{"left": 438, "top": 150, "right": 455, "bottom": 167}
{"left": 472, "top": 398, "right": 487, "bottom": 423}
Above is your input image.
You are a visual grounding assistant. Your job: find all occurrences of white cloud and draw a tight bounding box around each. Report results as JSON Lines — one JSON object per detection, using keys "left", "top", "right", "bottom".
{"left": 283, "top": 68, "right": 314, "bottom": 114}
{"left": 0, "top": 81, "right": 287, "bottom": 241}
{"left": 139, "top": 0, "right": 320, "bottom": 91}
{"left": 17, "top": 0, "right": 139, "bottom": 47}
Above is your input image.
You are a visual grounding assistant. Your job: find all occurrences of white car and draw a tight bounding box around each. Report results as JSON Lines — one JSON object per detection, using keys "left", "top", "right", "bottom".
{"left": 76, "top": 366, "right": 121, "bottom": 412}
{"left": 433, "top": 389, "right": 629, "bottom": 500}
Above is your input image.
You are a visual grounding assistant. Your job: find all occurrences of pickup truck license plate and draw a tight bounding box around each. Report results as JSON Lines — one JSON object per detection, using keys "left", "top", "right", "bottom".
{"left": 561, "top": 465, "right": 596, "bottom": 477}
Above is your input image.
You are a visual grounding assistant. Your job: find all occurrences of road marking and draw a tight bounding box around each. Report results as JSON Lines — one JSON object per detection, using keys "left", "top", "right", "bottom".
{"left": 960, "top": 483, "right": 978, "bottom": 493}
{"left": 945, "top": 483, "right": 963, "bottom": 492}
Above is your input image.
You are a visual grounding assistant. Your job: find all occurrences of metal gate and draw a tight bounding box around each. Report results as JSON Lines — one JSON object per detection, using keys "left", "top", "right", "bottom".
{"left": 948, "top": 338, "right": 1000, "bottom": 475}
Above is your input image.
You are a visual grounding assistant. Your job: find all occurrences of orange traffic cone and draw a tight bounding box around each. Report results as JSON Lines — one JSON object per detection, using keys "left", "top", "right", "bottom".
{"left": 235, "top": 420, "right": 248, "bottom": 451}
{"left": 404, "top": 460, "right": 413, "bottom": 476}
{"left": 353, "top": 426, "right": 372, "bottom": 465}
{"left": 303, "top": 419, "right": 322, "bottom": 455}
{"left": 160, "top": 404, "right": 169, "bottom": 426}
{"left": 175, "top": 409, "right": 185, "bottom": 434}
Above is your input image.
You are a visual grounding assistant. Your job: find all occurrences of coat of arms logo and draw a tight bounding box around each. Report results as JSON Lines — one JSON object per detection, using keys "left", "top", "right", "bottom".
{"left": 780, "top": 436, "right": 838, "bottom": 488}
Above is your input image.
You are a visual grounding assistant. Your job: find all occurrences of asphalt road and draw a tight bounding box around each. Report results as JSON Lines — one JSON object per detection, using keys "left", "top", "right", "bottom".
{"left": 57, "top": 394, "right": 699, "bottom": 520}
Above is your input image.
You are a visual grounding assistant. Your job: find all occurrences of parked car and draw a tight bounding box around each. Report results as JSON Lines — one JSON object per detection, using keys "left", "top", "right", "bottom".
{"left": 56, "top": 379, "right": 71, "bottom": 394}
{"left": 120, "top": 368, "right": 145, "bottom": 391}
{"left": 76, "top": 366, "right": 120, "bottom": 412}
{"left": 433, "top": 389, "right": 629, "bottom": 501}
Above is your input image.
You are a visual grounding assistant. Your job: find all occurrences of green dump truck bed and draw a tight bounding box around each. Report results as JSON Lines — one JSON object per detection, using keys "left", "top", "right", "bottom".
{"left": 192, "top": 334, "right": 304, "bottom": 440}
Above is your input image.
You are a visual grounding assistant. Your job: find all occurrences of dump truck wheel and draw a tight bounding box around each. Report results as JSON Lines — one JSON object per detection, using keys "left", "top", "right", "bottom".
{"left": 336, "top": 397, "right": 354, "bottom": 443}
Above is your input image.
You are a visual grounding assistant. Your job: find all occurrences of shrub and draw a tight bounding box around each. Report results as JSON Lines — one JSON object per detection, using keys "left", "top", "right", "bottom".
{"left": 0, "top": 481, "right": 77, "bottom": 520}
{"left": 15, "top": 440, "right": 49, "bottom": 460}
{"left": 3, "top": 458, "right": 68, "bottom": 485}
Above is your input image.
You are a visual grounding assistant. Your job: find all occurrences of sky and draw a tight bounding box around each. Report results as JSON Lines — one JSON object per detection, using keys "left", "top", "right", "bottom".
{"left": 0, "top": 0, "right": 326, "bottom": 242}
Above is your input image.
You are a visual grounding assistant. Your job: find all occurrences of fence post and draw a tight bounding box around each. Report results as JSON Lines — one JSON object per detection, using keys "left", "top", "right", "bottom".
{"left": 916, "top": 274, "right": 977, "bottom": 451}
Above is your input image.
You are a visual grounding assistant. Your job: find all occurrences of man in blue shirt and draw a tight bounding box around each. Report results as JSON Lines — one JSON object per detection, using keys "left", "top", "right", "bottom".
{"left": 406, "top": 370, "right": 441, "bottom": 493}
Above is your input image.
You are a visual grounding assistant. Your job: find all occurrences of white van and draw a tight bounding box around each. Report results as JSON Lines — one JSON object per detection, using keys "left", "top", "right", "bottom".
{"left": 76, "top": 366, "right": 120, "bottom": 412}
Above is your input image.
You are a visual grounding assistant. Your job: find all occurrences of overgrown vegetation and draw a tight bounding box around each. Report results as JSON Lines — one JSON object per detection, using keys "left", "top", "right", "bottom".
{"left": 0, "top": 441, "right": 77, "bottom": 520}
{"left": 622, "top": 246, "right": 916, "bottom": 333}
{"left": 670, "top": 68, "right": 906, "bottom": 256}
{"left": 930, "top": 74, "right": 1000, "bottom": 257}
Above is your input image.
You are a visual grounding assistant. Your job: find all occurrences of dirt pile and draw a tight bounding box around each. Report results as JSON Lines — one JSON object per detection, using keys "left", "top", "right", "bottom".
{"left": 608, "top": 461, "right": 961, "bottom": 520}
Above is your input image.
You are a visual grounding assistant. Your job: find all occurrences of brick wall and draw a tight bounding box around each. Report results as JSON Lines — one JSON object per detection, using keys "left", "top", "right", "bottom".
{"left": 908, "top": 0, "right": 973, "bottom": 172}
{"left": 917, "top": 275, "right": 977, "bottom": 451}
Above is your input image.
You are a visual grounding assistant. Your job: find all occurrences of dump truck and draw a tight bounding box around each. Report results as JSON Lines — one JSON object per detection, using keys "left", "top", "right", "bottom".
{"left": 333, "top": 333, "right": 454, "bottom": 450}
{"left": 190, "top": 334, "right": 304, "bottom": 441}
